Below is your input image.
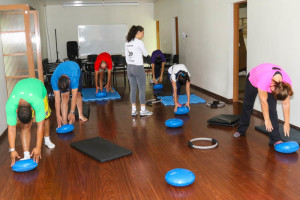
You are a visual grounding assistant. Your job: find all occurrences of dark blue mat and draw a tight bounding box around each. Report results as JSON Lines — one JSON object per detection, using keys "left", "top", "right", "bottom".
{"left": 82, "top": 88, "right": 121, "bottom": 102}
{"left": 157, "top": 94, "right": 206, "bottom": 106}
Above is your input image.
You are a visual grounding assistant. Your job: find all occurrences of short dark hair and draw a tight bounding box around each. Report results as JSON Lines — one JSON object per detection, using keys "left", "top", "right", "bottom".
{"left": 17, "top": 104, "right": 32, "bottom": 124}
{"left": 272, "top": 82, "right": 293, "bottom": 100}
{"left": 177, "top": 71, "right": 190, "bottom": 85}
{"left": 155, "top": 56, "right": 162, "bottom": 64}
{"left": 58, "top": 76, "right": 70, "bottom": 92}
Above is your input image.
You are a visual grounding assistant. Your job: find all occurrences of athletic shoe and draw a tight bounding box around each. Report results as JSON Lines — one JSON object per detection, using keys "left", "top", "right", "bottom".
{"left": 233, "top": 132, "right": 241, "bottom": 137}
{"left": 140, "top": 109, "right": 153, "bottom": 117}
{"left": 45, "top": 141, "right": 55, "bottom": 149}
{"left": 132, "top": 110, "right": 138, "bottom": 117}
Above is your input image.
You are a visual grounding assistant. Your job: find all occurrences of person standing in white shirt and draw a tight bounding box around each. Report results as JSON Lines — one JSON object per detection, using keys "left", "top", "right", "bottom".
{"left": 168, "top": 64, "right": 191, "bottom": 112}
{"left": 125, "top": 25, "right": 153, "bottom": 117}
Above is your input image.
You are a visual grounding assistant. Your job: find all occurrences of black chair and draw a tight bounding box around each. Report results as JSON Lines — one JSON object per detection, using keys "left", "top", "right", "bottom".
{"left": 84, "top": 54, "right": 98, "bottom": 87}
{"left": 163, "top": 53, "right": 172, "bottom": 67}
{"left": 172, "top": 54, "right": 179, "bottom": 65}
{"left": 112, "top": 55, "right": 127, "bottom": 87}
{"left": 143, "top": 56, "right": 152, "bottom": 78}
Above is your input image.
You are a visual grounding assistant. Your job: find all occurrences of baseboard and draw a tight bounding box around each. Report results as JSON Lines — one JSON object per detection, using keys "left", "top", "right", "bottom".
{"left": 190, "top": 84, "right": 233, "bottom": 104}
{"left": 0, "top": 128, "right": 8, "bottom": 141}
{"left": 252, "top": 109, "right": 300, "bottom": 130}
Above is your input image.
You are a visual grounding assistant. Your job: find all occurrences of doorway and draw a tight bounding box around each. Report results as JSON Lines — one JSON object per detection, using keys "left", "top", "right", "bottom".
{"left": 233, "top": 1, "right": 247, "bottom": 102}
{"left": 171, "top": 17, "right": 179, "bottom": 57}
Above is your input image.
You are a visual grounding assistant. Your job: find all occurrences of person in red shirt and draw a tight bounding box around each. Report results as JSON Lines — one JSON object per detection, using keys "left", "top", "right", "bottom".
{"left": 94, "top": 52, "right": 114, "bottom": 92}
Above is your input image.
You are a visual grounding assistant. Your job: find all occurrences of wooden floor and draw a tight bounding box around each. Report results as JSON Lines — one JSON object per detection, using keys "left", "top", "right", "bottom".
{"left": 1, "top": 74, "right": 300, "bottom": 200}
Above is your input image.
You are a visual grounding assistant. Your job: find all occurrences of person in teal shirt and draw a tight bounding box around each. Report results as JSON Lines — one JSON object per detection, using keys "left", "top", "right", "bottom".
{"left": 6, "top": 78, "right": 55, "bottom": 166}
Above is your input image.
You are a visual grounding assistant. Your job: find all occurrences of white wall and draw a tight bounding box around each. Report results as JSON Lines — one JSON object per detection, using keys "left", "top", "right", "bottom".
{"left": 155, "top": 0, "right": 241, "bottom": 100}
{"left": 248, "top": 0, "right": 300, "bottom": 126}
{"left": 155, "top": 0, "right": 300, "bottom": 127}
{"left": 45, "top": 3, "right": 157, "bottom": 61}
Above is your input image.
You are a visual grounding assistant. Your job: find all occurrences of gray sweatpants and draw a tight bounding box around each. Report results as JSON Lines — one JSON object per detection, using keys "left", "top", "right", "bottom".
{"left": 127, "top": 64, "right": 146, "bottom": 104}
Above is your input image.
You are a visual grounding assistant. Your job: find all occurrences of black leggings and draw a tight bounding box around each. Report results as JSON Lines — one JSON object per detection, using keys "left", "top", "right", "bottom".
{"left": 237, "top": 74, "right": 281, "bottom": 145}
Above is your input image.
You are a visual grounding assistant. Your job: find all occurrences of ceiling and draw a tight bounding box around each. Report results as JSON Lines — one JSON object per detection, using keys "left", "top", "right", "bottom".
{"left": 40, "top": 0, "right": 157, "bottom": 6}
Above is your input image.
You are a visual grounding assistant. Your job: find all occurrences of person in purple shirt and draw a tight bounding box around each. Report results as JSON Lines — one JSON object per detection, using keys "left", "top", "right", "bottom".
{"left": 150, "top": 50, "right": 166, "bottom": 84}
{"left": 234, "top": 63, "right": 293, "bottom": 146}
{"left": 51, "top": 61, "right": 87, "bottom": 127}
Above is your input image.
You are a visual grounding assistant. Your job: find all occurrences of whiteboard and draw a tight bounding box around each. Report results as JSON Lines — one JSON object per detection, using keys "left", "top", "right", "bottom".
{"left": 78, "top": 24, "right": 127, "bottom": 57}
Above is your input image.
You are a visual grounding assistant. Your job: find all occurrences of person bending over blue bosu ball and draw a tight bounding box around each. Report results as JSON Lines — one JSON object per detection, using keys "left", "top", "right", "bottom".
{"left": 51, "top": 61, "right": 88, "bottom": 128}
{"left": 6, "top": 78, "right": 55, "bottom": 166}
{"left": 150, "top": 49, "right": 166, "bottom": 84}
{"left": 234, "top": 63, "right": 293, "bottom": 146}
{"left": 168, "top": 64, "right": 191, "bottom": 112}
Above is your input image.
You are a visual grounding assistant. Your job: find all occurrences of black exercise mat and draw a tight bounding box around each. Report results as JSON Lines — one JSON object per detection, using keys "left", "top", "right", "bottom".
{"left": 255, "top": 124, "right": 300, "bottom": 143}
{"left": 71, "top": 137, "right": 132, "bottom": 162}
{"left": 207, "top": 114, "right": 240, "bottom": 127}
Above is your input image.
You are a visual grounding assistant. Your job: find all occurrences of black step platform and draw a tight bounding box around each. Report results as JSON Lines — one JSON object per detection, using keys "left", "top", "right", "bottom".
{"left": 207, "top": 114, "right": 240, "bottom": 127}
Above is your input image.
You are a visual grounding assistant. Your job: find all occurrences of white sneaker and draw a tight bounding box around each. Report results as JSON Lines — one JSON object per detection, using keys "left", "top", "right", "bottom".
{"left": 132, "top": 110, "right": 138, "bottom": 117}
{"left": 140, "top": 109, "right": 153, "bottom": 117}
{"left": 45, "top": 140, "right": 56, "bottom": 149}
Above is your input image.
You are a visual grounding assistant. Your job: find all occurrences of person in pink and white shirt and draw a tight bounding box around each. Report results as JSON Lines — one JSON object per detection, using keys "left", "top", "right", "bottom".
{"left": 233, "top": 63, "right": 293, "bottom": 146}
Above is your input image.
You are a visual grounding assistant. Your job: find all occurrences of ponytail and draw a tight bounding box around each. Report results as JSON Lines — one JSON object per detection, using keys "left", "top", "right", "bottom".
{"left": 126, "top": 25, "right": 144, "bottom": 42}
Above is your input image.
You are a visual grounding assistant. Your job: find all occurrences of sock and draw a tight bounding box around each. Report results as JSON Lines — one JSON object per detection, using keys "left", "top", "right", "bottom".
{"left": 141, "top": 105, "right": 146, "bottom": 112}
{"left": 24, "top": 151, "right": 30, "bottom": 159}
{"left": 132, "top": 105, "right": 136, "bottom": 112}
{"left": 44, "top": 136, "right": 55, "bottom": 149}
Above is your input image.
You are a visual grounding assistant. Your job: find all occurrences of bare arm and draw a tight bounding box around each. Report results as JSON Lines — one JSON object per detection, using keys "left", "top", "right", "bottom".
{"left": 172, "top": 80, "right": 178, "bottom": 112}
{"left": 95, "top": 71, "right": 99, "bottom": 92}
{"left": 31, "top": 119, "right": 44, "bottom": 163}
{"left": 151, "top": 64, "right": 157, "bottom": 84}
{"left": 186, "top": 81, "right": 191, "bottom": 110}
{"left": 54, "top": 90, "right": 63, "bottom": 127}
{"left": 70, "top": 89, "right": 78, "bottom": 112}
{"left": 160, "top": 62, "right": 165, "bottom": 78}
{"left": 105, "top": 70, "right": 113, "bottom": 92}
{"left": 8, "top": 125, "right": 20, "bottom": 166}
{"left": 282, "top": 96, "right": 291, "bottom": 136}
{"left": 258, "top": 88, "right": 273, "bottom": 132}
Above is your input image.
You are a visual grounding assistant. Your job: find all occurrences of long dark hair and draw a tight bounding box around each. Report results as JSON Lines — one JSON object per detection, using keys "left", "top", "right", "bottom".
{"left": 126, "top": 25, "right": 144, "bottom": 42}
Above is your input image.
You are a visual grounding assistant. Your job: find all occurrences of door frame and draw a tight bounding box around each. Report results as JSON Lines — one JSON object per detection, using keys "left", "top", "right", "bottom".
{"left": 233, "top": 1, "right": 247, "bottom": 102}
{"left": 156, "top": 21, "right": 160, "bottom": 49}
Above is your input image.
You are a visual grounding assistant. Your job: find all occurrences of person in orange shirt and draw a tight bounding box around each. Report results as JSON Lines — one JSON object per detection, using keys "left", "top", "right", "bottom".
{"left": 94, "top": 52, "right": 113, "bottom": 92}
